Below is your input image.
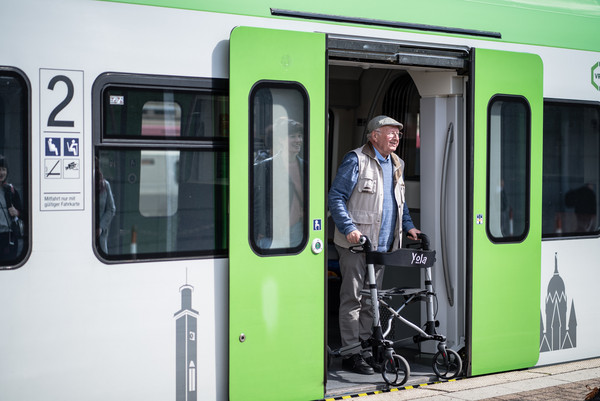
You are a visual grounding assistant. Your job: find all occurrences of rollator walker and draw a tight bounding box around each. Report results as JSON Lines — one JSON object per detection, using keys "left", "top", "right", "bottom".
{"left": 328, "top": 233, "right": 462, "bottom": 386}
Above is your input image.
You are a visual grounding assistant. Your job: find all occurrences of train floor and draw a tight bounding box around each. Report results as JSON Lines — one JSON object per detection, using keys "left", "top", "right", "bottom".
{"left": 326, "top": 274, "right": 448, "bottom": 398}
{"left": 325, "top": 347, "right": 442, "bottom": 398}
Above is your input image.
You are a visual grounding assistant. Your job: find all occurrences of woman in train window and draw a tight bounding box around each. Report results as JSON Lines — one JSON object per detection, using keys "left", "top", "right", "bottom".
{"left": 96, "top": 159, "right": 116, "bottom": 254}
{"left": 0, "top": 155, "right": 23, "bottom": 261}
{"left": 253, "top": 117, "right": 304, "bottom": 250}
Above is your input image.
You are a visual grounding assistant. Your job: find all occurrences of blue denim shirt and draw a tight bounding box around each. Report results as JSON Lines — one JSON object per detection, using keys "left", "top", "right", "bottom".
{"left": 375, "top": 148, "right": 397, "bottom": 251}
{"left": 328, "top": 150, "right": 415, "bottom": 251}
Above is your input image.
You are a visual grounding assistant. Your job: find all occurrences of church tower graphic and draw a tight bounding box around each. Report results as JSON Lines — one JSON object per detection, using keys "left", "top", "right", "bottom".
{"left": 540, "top": 253, "right": 577, "bottom": 352}
{"left": 174, "top": 282, "right": 198, "bottom": 401}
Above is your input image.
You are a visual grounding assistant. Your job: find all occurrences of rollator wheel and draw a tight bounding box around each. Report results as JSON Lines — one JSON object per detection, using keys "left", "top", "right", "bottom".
{"left": 432, "top": 348, "right": 462, "bottom": 380}
{"left": 381, "top": 354, "right": 410, "bottom": 386}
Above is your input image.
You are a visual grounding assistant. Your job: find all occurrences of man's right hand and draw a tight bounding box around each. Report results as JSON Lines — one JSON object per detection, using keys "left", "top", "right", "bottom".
{"left": 346, "top": 230, "right": 362, "bottom": 244}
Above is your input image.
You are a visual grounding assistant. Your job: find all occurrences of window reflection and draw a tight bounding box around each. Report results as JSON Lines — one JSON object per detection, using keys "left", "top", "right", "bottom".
{"left": 103, "top": 86, "right": 228, "bottom": 139}
{"left": 487, "top": 97, "right": 530, "bottom": 241}
{"left": 251, "top": 84, "right": 308, "bottom": 254}
{"left": 141, "top": 100, "right": 181, "bottom": 137}
{"left": 139, "top": 150, "right": 179, "bottom": 217}
{"left": 97, "top": 149, "right": 227, "bottom": 258}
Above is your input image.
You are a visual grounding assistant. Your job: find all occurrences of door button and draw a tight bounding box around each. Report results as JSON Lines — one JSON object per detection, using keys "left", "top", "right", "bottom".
{"left": 311, "top": 238, "right": 323, "bottom": 254}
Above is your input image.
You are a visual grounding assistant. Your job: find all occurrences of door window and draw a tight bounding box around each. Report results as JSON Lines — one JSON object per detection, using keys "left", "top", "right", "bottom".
{"left": 487, "top": 96, "right": 531, "bottom": 242}
{"left": 250, "top": 82, "right": 309, "bottom": 255}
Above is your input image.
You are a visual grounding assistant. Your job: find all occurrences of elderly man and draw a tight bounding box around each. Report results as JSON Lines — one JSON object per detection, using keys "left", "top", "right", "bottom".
{"left": 329, "top": 115, "right": 420, "bottom": 374}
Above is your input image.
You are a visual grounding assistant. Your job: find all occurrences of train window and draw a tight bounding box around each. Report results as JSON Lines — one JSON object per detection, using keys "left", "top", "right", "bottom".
{"left": 542, "top": 101, "right": 600, "bottom": 237}
{"left": 487, "top": 96, "right": 531, "bottom": 242}
{"left": 103, "top": 86, "right": 227, "bottom": 139}
{"left": 93, "top": 74, "right": 228, "bottom": 261}
{"left": 0, "top": 69, "right": 29, "bottom": 268}
{"left": 96, "top": 149, "right": 227, "bottom": 259}
{"left": 250, "top": 82, "right": 309, "bottom": 255}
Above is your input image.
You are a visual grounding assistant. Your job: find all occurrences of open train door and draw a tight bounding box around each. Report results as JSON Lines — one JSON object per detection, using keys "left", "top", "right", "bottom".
{"left": 469, "top": 49, "right": 543, "bottom": 375}
{"left": 229, "top": 27, "right": 327, "bottom": 400}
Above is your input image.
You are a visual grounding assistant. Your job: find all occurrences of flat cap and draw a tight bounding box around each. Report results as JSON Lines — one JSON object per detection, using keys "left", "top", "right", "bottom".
{"left": 366, "top": 115, "right": 403, "bottom": 132}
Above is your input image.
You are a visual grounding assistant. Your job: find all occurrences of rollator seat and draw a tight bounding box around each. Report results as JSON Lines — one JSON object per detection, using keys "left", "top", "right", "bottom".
{"left": 365, "top": 247, "right": 436, "bottom": 268}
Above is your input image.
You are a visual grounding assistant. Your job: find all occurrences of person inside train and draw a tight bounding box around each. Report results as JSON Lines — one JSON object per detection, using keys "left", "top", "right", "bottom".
{"left": 253, "top": 117, "right": 304, "bottom": 249}
{"left": 96, "top": 159, "right": 116, "bottom": 254}
{"left": 0, "top": 155, "right": 23, "bottom": 261}
{"left": 328, "top": 115, "right": 420, "bottom": 375}
{"left": 565, "top": 183, "right": 597, "bottom": 232}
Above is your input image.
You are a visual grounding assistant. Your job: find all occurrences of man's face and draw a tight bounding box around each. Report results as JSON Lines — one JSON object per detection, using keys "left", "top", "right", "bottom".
{"left": 370, "top": 125, "right": 401, "bottom": 157}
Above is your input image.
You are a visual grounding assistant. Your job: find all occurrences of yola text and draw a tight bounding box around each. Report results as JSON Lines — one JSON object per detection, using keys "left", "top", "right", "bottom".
{"left": 411, "top": 252, "right": 428, "bottom": 265}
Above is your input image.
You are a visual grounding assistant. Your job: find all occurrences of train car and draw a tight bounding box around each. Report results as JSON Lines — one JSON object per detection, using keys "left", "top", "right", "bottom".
{"left": 1, "top": 0, "right": 599, "bottom": 400}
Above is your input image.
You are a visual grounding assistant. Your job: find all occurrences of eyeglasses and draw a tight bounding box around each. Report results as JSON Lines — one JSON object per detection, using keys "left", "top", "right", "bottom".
{"left": 376, "top": 129, "right": 403, "bottom": 138}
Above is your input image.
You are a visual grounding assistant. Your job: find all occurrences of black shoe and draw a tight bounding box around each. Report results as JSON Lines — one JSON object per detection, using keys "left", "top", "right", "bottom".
{"left": 364, "top": 356, "right": 383, "bottom": 373}
{"left": 342, "top": 354, "right": 374, "bottom": 375}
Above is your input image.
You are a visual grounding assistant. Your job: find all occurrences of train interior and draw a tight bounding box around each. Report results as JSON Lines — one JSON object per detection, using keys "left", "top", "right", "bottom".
{"left": 325, "top": 46, "right": 468, "bottom": 395}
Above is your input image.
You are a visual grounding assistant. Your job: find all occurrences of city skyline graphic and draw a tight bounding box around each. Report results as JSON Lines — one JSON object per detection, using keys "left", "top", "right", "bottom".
{"left": 540, "top": 253, "right": 577, "bottom": 352}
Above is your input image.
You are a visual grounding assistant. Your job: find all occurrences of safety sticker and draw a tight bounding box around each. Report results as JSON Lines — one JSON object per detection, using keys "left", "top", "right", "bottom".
{"left": 476, "top": 214, "right": 483, "bottom": 225}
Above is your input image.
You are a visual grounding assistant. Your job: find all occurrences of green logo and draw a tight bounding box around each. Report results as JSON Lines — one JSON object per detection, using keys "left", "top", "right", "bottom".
{"left": 592, "top": 62, "right": 600, "bottom": 91}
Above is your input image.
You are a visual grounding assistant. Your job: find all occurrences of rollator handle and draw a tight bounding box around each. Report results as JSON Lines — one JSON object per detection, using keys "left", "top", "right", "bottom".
{"left": 417, "top": 233, "right": 430, "bottom": 251}
{"left": 359, "top": 235, "right": 372, "bottom": 252}
{"left": 349, "top": 235, "right": 372, "bottom": 253}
